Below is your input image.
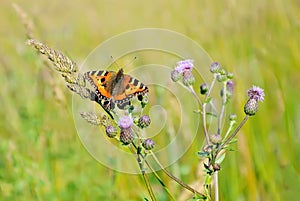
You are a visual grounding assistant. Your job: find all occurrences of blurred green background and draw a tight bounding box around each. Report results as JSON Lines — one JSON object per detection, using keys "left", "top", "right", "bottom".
{"left": 1, "top": 0, "right": 299, "bottom": 200}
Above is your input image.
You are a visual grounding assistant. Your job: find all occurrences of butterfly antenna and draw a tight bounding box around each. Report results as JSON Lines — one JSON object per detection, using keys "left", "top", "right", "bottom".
{"left": 110, "top": 55, "right": 121, "bottom": 69}
{"left": 123, "top": 56, "right": 137, "bottom": 70}
{"left": 110, "top": 56, "right": 137, "bottom": 71}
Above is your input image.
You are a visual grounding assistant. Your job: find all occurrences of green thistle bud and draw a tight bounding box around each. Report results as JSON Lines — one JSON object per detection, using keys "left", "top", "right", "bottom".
{"left": 227, "top": 72, "right": 234, "bottom": 79}
{"left": 133, "top": 116, "right": 139, "bottom": 124}
{"left": 219, "top": 68, "right": 227, "bottom": 75}
{"left": 200, "top": 83, "right": 209, "bottom": 95}
{"left": 217, "top": 74, "right": 227, "bottom": 82}
{"left": 210, "top": 62, "right": 220, "bottom": 73}
{"left": 229, "top": 114, "right": 237, "bottom": 121}
{"left": 138, "top": 93, "right": 149, "bottom": 108}
{"left": 244, "top": 98, "right": 258, "bottom": 116}
{"left": 142, "top": 139, "right": 155, "bottom": 150}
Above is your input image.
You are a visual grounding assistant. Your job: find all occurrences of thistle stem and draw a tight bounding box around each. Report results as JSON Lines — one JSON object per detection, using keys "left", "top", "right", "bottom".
{"left": 150, "top": 150, "right": 206, "bottom": 198}
{"left": 202, "top": 76, "right": 217, "bottom": 145}
{"left": 206, "top": 76, "right": 217, "bottom": 98}
{"left": 144, "top": 160, "right": 176, "bottom": 201}
{"left": 214, "top": 172, "right": 219, "bottom": 201}
{"left": 214, "top": 115, "right": 249, "bottom": 161}
{"left": 188, "top": 86, "right": 203, "bottom": 107}
{"left": 218, "top": 82, "right": 227, "bottom": 135}
{"left": 129, "top": 144, "right": 157, "bottom": 201}
{"left": 202, "top": 102, "right": 210, "bottom": 145}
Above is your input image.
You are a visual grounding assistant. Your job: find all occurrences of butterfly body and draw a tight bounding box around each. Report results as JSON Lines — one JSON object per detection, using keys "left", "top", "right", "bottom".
{"left": 85, "top": 68, "right": 148, "bottom": 114}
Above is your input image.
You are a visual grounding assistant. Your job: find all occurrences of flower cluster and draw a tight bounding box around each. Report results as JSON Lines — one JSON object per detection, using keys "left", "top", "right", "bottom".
{"left": 101, "top": 114, "right": 154, "bottom": 149}
{"left": 171, "top": 60, "right": 265, "bottom": 179}
{"left": 171, "top": 59, "right": 195, "bottom": 86}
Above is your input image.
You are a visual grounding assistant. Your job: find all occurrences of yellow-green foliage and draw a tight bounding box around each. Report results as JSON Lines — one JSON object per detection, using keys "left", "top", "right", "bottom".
{"left": 1, "top": 0, "right": 299, "bottom": 200}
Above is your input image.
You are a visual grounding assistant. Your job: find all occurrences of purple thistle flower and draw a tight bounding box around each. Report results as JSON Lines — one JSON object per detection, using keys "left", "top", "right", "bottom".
{"left": 175, "top": 59, "right": 194, "bottom": 73}
{"left": 247, "top": 85, "right": 265, "bottom": 102}
{"left": 118, "top": 116, "right": 133, "bottom": 129}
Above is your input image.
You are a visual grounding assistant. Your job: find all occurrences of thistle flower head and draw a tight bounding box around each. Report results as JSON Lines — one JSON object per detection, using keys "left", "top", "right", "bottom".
{"left": 175, "top": 59, "right": 194, "bottom": 73}
{"left": 142, "top": 139, "right": 155, "bottom": 150}
{"left": 118, "top": 115, "right": 133, "bottom": 129}
{"left": 171, "top": 69, "right": 182, "bottom": 82}
{"left": 247, "top": 85, "right": 265, "bottom": 102}
{"left": 244, "top": 98, "right": 258, "bottom": 116}
{"left": 120, "top": 128, "right": 134, "bottom": 145}
{"left": 105, "top": 125, "right": 117, "bottom": 138}
{"left": 171, "top": 59, "right": 195, "bottom": 84}
{"left": 182, "top": 70, "right": 195, "bottom": 86}
{"left": 138, "top": 115, "right": 151, "bottom": 128}
{"left": 209, "top": 134, "right": 222, "bottom": 144}
{"left": 210, "top": 62, "right": 221, "bottom": 73}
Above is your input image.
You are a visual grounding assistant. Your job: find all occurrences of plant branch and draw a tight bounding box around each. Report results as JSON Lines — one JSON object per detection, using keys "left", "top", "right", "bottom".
{"left": 129, "top": 144, "right": 157, "bottom": 201}
{"left": 214, "top": 115, "right": 249, "bottom": 161}
{"left": 214, "top": 172, "right": 219, "bottom": 201}
{"left": 144, "top": 159, "right": 176, "bottom": 201}
{"left": 218, "top": 81, "right": 227, "bottom": 135}
{"left": 150, "top": 150, "right": 206, "bottom": 198}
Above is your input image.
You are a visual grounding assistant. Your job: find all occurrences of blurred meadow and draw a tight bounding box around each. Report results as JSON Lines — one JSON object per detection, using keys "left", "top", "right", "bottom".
{"left": 1, "top": 0, "right": 300, "bottom": 200}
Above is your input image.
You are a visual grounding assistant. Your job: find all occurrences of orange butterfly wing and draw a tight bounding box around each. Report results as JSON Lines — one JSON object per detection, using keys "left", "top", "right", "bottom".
{"left": 85, "top": 70, "right": 115, "bottom": 100}
{"left": 85, "top": 69, "right": 148, "bottom": 111}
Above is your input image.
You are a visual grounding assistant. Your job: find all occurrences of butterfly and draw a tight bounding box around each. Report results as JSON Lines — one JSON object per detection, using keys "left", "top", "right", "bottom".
{"left": 84, "top": 68, "right": 148, "bottom": 118}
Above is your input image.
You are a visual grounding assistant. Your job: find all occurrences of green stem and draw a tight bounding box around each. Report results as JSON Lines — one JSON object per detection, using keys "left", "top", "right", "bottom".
{"left": 214, "top": 172, "right": 219, "bottom": 201}
{"left": 150, "top": 151, "right": 206, "bottom": 198}
{"left": 214, "top": 115, "right": 249, "bottom": 162}
{"left": 130, "top": 143, "right": 175, "bottom": 200}
{"left": 206, "top": 76, "right": 217, "bottom": 99}
{"left": 144, "top": 160, "right": 176, "bottom": 201}
{"left": 223, "top": 120, "right": 236, "bottom": 141}
{"left": 202, "top": 76, "right": 217, "bottom": 145}
{"left": 202, "top": 102, "right": 210, "bottom": 145}
{"left": 141, "top": 171, "right": 157, "bottom": 201}
{"left": 188, "top": 85, "right": 203, "bottom": 107}
{"left": 218, "top": 81, "right": 227, "bottom": 135}
{"left": 129, "top": 144, "right": 157, "bottom": 201}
